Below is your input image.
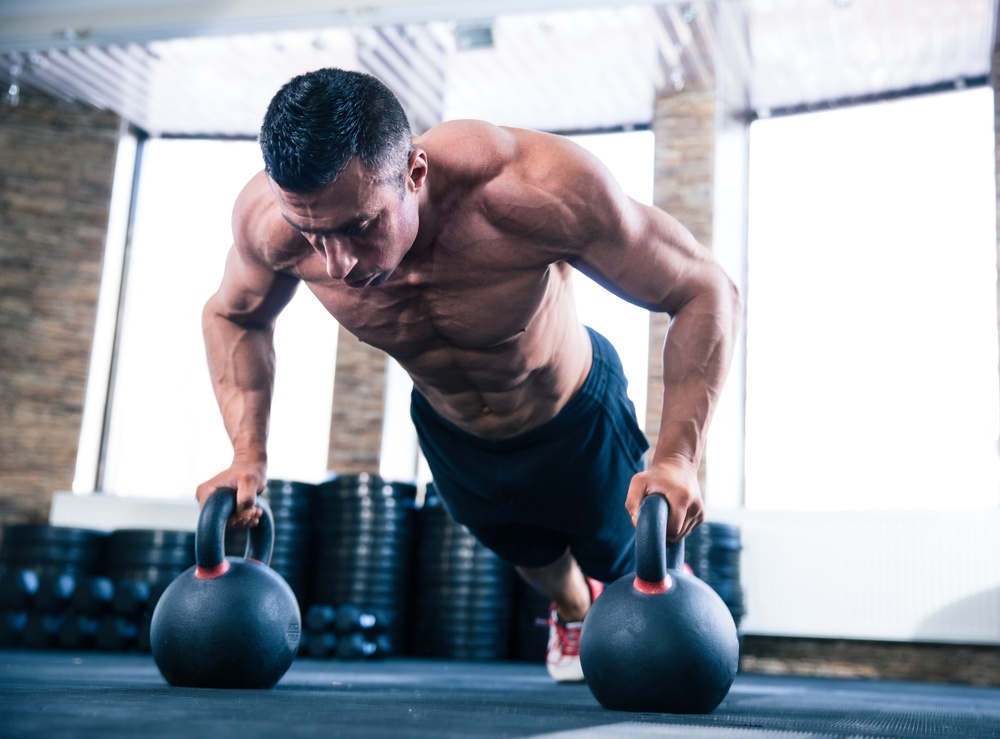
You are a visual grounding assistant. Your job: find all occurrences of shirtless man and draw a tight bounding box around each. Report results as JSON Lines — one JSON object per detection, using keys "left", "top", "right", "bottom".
{"left": 196, "top": 68, "right": 740, "bottom": 682}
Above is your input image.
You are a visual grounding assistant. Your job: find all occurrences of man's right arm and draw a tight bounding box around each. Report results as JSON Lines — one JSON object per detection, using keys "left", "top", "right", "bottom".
{"left": 196, "top": 234, "right": 300, "bottom": 526}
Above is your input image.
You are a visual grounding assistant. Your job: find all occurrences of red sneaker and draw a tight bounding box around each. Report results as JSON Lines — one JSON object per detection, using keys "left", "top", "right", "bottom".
{"left": 544, "top": 578, "right": 604, "bottom": 682}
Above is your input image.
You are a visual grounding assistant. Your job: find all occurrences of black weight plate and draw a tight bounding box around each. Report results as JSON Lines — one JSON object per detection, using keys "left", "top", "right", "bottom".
{"left": 108, "top": 540, "right": 195, "bottom": 559}
{"left": 267, "top": 550, "right": 311, "bottom": 567}
{"left": 318, "top": 550, "right": 411, "bottom": 568}
{"left": 319, "top": 585, "right": 405, "bottom": 604}
{"left": 322, "top": 571, "right": 411, "bottom": 590}
{"left": 416, "top": 590, "right": 514, "bottom": 608}
{"left": 707, "top": 549, "right": 742, "bottom": 565}
{"left": 313, "top": 567, "right": 408, "bottom": 586}
{"left": 419, "top": 624, "right": 510, "bottom": 642}
{"left": 269, "top": 536, "right": 310, "bottom": 552}
{"left": 266, "top": 493, "right": 316, "bottom": 510}
{"left": 425, "top": 616, "right": 514, "bottom": 635}
{"left": 418, "top": 588, "right": 513, "bottom": 606}
{"left": 266, "top": 479, "right": 319, "bottom": 495}
{"left": 421, "top": 600, "right": 514, "bottom": 618}
{"left": 703, "top": 521, "right": 741, "bottom": 539}
{"left": 269, "top": 514, "right": 313, "bottom": 531}
{"left": 419, "top": 570, "right": 514, "bottom": 587}
{"left": 420, "top": 634, "right": 508, "bottom": 651}
{"left": 2, "top": 525, "right": 108, "bottom": 547}
{"left": 319, "top": 497, "right": 416, "bottom": 515}
{"left": 421, "top": 552, "right": 511, "bottom": 570}
{"left": 269, "top": 538, "right": 310, "bottom": 554}
{"left": 107, "top": 565, "right": 189, "bottom": 584}
{"left": 316, "top": 541, "right": 409, "bottom": 559}
{"left": 321, "top": 503, "right": 415, "bottom": 519}
{"left": 317, "top": 521, "right": 414, "bottom": 539}
{"left": 320, "top": 473, "right": 390, "bottom": 490}
{"left": 2, "top": 543, "right": 105, "bottom": 567}
{"left": 108, "top": 529, "right": 194, "bottom": 550}
{"left": 704, "top": 564, "right": 741, "bottom": 581}
{"left": 267, "top": 564, "right": 311, "bottom": 581}
{"left": 109, "top": 549, "right": 195, "bottom": 569}
{"left": 314, "top": 556, "right": 411, "bottom": 575}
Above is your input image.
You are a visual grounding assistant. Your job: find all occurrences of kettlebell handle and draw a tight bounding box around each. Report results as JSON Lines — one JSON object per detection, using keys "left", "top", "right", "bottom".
{"left": 196, "top": 488, "right": 274, "bottom": 571}
{"left": 635, "top": 494, "right": 685, "bottom": 586}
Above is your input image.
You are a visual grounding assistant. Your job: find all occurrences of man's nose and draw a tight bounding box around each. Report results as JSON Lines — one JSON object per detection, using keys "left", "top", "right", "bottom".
{"left": 313, "top": 236, "right": 357, "bottom": 280}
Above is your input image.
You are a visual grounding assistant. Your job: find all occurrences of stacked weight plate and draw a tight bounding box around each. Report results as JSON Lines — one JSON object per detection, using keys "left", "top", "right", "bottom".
{"left": 412, "top": 488, "right": 515, "bottom": 661}
{"left": 222, "top": 481, "right": 316, "bottom": 609}
{"left": 684, "top": 522, "right": 746, "bottom": 628}
{"left": 0, "top": 524, "right": 109, "bottom": 649}
{"left": 311, "top": 473, "right": 417, "bottom": 651}
{"left": 105, "top": 529, "right": 196, "bottom": 651}
{"left": 509, "top": 578, "right": 552, "bottom": 662}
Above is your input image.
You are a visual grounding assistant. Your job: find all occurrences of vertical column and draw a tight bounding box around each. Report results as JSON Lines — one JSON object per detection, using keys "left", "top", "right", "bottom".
{"left": 326, "top": 326, "right": 388, "bottom": 475}
{"left": 992, "top": 46, "right": 1000, "bottom": 440}
{"left": 0, "top": 90, "right": 119, "bottom": 523}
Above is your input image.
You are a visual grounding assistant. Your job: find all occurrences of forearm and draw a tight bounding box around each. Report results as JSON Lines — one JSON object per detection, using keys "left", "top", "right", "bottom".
{"left": 654, "top": 276, "right": 741, "bottom": 469}
{"left": 202, "top": 299, "right": 276, "bottom": 464}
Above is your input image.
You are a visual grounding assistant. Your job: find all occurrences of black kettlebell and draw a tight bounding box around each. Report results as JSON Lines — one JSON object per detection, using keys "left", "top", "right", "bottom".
{"left": 579, "top": 494, "right": 739, "bottom": 713}
{"left": 150, "top": 489, "right": 301, "bottom": 689}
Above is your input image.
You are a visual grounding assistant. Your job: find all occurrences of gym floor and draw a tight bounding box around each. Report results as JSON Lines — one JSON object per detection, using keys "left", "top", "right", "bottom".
{"left": 1, "top": 651, "right": 998, "bottom": 739}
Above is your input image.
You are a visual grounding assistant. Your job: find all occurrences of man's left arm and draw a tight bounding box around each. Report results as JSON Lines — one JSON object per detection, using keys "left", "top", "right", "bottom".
{"left": 560, "top": 148, "right": 742, "bottom": 542}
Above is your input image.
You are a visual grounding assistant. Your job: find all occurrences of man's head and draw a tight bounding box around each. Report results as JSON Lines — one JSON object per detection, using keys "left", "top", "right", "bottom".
{"left": 260, "top": 68, "right": 413, "bottom": 195}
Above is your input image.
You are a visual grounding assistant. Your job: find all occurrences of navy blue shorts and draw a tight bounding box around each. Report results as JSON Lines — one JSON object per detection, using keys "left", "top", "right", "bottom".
{"left": 410, "top": 327, "right": 649, "bottom": 583}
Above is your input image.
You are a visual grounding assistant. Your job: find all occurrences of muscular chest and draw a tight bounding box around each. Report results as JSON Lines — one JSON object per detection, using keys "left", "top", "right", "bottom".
{"left": 296, "top": 245, "right": 563, "bottom": 359}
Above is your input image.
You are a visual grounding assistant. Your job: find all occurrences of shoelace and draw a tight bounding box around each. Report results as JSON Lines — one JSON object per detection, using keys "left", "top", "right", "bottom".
{"left": 537, "top": 615, "right": 581, "bottom": 658}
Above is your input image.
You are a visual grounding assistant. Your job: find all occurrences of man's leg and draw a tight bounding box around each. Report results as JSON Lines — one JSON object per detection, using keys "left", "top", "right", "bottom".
{"left": 517, "top": 548, "right": 604, "bottom": 682}
{"left": 516, "top": 548, "right": 592, "bottom": 622}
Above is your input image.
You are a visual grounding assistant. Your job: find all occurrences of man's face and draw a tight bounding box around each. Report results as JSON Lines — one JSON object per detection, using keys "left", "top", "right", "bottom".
{"left": 272, "top": 156, "right": 420, "bottom": 288}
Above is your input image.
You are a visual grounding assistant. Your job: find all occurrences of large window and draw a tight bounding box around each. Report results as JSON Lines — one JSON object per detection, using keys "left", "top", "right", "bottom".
{"left": 97, "top": 139, "right": 337, "bottom": 498}
{"left": 745, "top": 87, "right": 999, "bottom": 511}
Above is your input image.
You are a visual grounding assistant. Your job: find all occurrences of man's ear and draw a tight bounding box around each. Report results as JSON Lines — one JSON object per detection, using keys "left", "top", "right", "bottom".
{"left": 408, "top": 149, "right": 428, "bottom": 193}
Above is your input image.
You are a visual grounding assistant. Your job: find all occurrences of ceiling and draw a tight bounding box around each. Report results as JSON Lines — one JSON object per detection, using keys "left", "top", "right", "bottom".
{"left": 0, "top": 0, "right": 996, "bottom": 137}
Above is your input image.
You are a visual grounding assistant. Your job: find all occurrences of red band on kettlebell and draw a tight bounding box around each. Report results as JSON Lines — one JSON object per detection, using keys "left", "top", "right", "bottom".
{"left": 195, "top": 560, "right": 231, "bottom": 579}
{"left": 633, "top": 575, "right": 672, "bottom": 594}
{"left": 248, "top": 558, "right": 263, "bottom": 565}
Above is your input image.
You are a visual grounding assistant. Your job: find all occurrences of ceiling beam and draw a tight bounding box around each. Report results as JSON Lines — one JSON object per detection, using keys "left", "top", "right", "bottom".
{"left": 0, "top": 0, "right": 694, "bottom": 54}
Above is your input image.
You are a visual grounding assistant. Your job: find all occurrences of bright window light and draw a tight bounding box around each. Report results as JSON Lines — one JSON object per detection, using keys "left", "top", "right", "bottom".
{"left": 745, "top": 87, "right": 999, "bottom": 511}
{"left": 99, "top": 139, "right": 336, "bottom": 498}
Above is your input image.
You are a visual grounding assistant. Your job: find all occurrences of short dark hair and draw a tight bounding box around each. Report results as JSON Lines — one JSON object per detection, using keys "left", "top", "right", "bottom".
{"left": 260, "top": 68, "right": 412, "bottom": 193}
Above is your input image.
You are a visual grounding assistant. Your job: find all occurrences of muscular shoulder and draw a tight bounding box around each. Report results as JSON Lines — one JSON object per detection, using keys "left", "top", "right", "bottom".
{"left": 231, "top": 171, "right": 305, "bottom": 272}
{"left": 424, "top": 122, "right": 630, "bottom": 254}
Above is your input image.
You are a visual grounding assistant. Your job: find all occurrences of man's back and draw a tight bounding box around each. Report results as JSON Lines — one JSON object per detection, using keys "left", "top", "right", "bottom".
{"left": 239, "top": 121, "right": 598, "bottom": 438}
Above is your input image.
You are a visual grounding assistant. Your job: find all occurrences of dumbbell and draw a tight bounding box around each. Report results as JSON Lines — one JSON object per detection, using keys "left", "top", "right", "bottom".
{"left": 306, "top": 631, "right": 339, "bottom": 659}
{"left": 58, "top": 613, "right": 100, "bottom": 649}
{"left": 112, "top": 579, "right": 150, "bottom": 618}
{"left": 34, "top": 572, "right": 78, "bottom": 613}
{"left": 305, "top": 604, "right": 337, "bottom": 633}
{"left": 23, "top": 612, "right": 65, "bottom": 649}
{"left": 96, "top": 614, "right": 138, "bottom": 651}
{"left": 337, "top": 631, "right": 392, "bottom": 660}
{"left": 0, "top": 569, "right": 40, "bottom": 610}
{"left": 336, "top": 605, "right": 391, "bottom": 636}
{"left": 71, "top": 576, "right": 116, "bottom": 615}
{"left": 0, "top": 611, "right": 28, "bottom": 647}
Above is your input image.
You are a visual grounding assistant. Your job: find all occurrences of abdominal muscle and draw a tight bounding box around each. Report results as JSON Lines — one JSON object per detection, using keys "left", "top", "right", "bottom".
{"left": 405, "top": 313, "right": 593, "bottom": 439}
{"left": 295, "top": 229, "right": 594, "bottom": 440}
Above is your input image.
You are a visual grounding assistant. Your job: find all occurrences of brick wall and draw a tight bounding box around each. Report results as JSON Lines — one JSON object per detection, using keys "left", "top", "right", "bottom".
{"left": 0, "top": 90, "right": 120, "bottom": 525}
{"left": 326, "top": 324, "right": 388, "bottom": 475}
